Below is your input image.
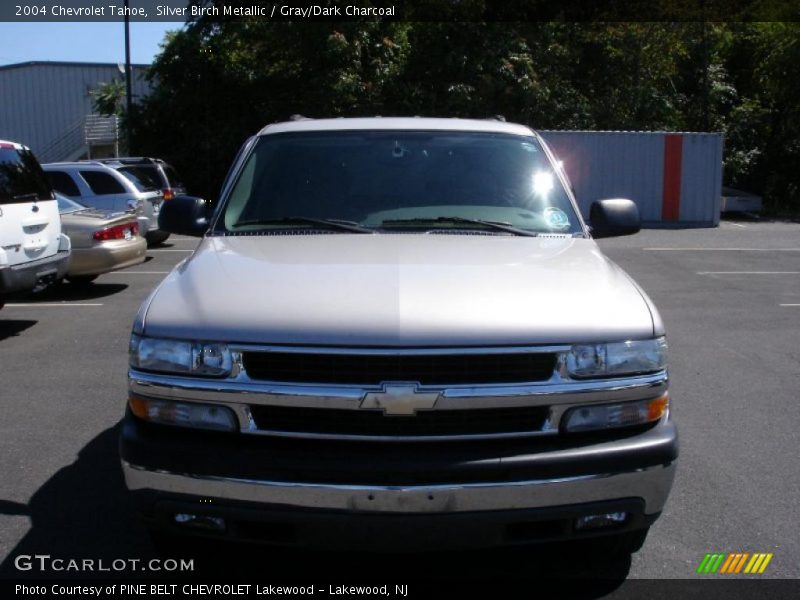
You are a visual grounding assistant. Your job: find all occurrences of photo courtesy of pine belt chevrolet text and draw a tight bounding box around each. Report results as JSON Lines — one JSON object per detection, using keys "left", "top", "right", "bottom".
{"left": 120, "top": 117, "right": 677, "bottom": 554}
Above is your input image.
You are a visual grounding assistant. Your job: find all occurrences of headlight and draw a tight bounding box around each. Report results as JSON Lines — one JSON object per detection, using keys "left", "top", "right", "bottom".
{"left": 566, "top": 337, "right": 667, "bottom": 379}
{"left": 129, "top": 334, "right": 232, "bottom": 377}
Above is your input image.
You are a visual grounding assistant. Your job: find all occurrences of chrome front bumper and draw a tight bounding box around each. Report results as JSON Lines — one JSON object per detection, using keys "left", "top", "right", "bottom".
{"left": 123, "top": 351, "right": 677, "bottom": 544}
{"left": 122, "top": 460, "right": 675, "bottom": 515}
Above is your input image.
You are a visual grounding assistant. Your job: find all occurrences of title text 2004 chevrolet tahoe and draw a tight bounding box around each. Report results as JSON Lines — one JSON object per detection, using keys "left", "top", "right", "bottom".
{"left": 121, "top": 118, "right": 677, "bottom": 554}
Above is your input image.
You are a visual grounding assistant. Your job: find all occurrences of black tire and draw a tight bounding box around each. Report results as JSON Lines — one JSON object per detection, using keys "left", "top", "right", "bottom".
{"left": 66, "top": 275, "right": 98, "bottom": 286}
{"left": 146, "top": 231, "right": 171, "bottom": 247}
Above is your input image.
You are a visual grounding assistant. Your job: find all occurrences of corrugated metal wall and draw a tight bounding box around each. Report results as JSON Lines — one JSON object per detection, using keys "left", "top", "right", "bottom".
{"left": 0, "top": 62, "right": 151, "bottom": 160}
{"left": 539, "top": 130, "right": 723, "bottom": 226}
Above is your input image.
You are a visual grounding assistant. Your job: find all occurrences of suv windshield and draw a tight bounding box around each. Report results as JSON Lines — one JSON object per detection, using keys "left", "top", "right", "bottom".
{"left": 119, "top": 166, "right": 161, "bottom": 192}
{"left": 0, "top": 146, "right": 54, "bottom": 204}
{"left": 218, "top": 131, "right": 582, "bottom": 235}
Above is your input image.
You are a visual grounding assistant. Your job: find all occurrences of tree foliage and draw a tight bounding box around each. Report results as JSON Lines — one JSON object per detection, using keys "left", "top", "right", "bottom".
{"left": 129, "top": 16, "right": 800, "bottom": 213}
{"left": 91, "top": 79, "right": 126, "bottom": 117}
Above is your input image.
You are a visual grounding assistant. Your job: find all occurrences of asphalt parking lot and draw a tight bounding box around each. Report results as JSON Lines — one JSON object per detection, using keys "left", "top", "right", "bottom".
{"left": 1, "top": 220, "right": 798, "bottom": 586}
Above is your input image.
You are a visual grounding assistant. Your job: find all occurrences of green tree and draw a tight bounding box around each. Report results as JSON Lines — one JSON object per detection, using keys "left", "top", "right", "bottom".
{"left": 91, "top": 79, "right": 126, "bottom": 116}
{"left": 129, "top": 12, "right": 800, "bottom": 213}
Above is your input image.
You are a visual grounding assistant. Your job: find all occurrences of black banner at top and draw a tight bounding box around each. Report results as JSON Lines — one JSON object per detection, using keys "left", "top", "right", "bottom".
{"left": 2, "top": 0, "right": 800, "bottom": 23}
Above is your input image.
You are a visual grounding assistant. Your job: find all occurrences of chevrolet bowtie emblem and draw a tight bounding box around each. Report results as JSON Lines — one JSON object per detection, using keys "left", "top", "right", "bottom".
{"left": 360, "top": 384, "right": 440, "bottom": 416}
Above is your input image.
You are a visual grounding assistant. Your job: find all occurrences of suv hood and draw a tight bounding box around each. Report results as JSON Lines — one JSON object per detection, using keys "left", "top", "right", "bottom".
{"left": 138, "top": 234, "right": 658, "bottom": 346}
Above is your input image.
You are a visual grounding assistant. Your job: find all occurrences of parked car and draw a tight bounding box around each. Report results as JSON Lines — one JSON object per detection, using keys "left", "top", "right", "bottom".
{"left": 56, "top": 193, "right": 146, "bottom": 285}
{"left": 720, "top": 186, "right": 763, "bottom": 214}
{"left": 0, "top": 140, "right": 70, "bottom": 307}
{"left": 92, "top": 157, "right": 186, "bottom": 201}
{"left": 42, "top": 162, "right": 168, "bottom": 246}
{"left": 122, "top": 118, "right": 676, "bottom": 555}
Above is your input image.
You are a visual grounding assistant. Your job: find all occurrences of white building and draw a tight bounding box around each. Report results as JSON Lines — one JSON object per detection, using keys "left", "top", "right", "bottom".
{"left": 0, "top": 61, "right": 152, "bottom": 162}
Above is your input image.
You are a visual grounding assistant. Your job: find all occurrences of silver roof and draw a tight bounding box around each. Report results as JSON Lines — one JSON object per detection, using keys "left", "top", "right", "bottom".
{"left": 258, "top": 117, "right": 535, "bottom": 137}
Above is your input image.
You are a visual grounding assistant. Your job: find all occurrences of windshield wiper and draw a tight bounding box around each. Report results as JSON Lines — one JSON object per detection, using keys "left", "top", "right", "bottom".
{"left": 379, "top": 216, "right": 539, "bottom": 237}
{"left": 233, "top": 216, "right": 374, "bottom": 234}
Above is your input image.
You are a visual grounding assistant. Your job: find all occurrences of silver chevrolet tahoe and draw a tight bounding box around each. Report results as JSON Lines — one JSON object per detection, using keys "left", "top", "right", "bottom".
{"left": 121, "top": 118, "right": 677, "bottom": 554}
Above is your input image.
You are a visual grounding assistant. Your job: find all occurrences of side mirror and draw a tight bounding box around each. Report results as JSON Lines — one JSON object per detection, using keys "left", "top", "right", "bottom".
{"left": 589, "top": 198, "right": 640, "bottom": 239}
{"left": 158, "top": 195, "right": 211, "bottom": 237}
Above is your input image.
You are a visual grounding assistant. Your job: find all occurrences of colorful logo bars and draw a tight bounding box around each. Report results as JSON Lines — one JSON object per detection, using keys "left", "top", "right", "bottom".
{"left": 696, "top": 552, "right": 773, "bottom": 574}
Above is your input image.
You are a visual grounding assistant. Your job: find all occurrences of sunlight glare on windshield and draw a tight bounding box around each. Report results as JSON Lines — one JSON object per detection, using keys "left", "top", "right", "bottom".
{"left": 533, "top": 171, "right": 554, "bottom": 197}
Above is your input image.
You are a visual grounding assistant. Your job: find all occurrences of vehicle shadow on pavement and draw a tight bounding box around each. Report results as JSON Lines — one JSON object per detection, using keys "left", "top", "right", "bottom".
{"left": 0, "top": 424, "right": 629, "bottom": 593}
{"left": 25, "top": 283, "right": 129, "bottom": 302}
{"left": 0, "top": 319, "right": 37, "bottom": 341}
{"left": 0, "top": 424, "right": 154, "bottom": 579}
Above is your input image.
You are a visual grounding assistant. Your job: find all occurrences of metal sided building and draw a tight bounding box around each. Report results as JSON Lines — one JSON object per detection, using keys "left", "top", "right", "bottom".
{"left": 0, "top": 61, "right": 152, "bottom": 162}
{"left": 539, "top": 130, "right": 724, "bottom": 227}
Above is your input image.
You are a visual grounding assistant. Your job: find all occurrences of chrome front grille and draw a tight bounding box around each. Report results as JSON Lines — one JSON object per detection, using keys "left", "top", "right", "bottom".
{"left": 241, "top": 350, "right": 557, "bottom": 386}
{"left": 129, "top": 345, "right": 669, "bottom": 443}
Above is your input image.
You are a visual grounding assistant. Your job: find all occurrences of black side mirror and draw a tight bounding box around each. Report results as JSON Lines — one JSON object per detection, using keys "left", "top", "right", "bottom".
{"left": 158, "top": 195, "right": 211, "bottom": 237}
{"left": 589, "top": 198, "right": 640, "bottom": 239}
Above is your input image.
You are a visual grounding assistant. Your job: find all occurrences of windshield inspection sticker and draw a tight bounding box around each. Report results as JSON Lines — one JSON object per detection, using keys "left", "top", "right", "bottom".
{"left": 543, "top": 207, "right": 570, "bottom": 230}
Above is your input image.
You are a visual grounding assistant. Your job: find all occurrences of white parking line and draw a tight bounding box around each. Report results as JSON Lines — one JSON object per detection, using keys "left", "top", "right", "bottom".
{"left": 645, "top": 248, "right": 800, "bottom": 252}
{"left": 697, "top": 271, "right": 800, "bottom": 275}
{"left": 780, "top": 304, "right": 800, "bottom": 307}
{"left": 149, "top": 249, "right": 194, "bottom": 252}
{"left": 3, "top": 303, "right": 103, "bottom": 307}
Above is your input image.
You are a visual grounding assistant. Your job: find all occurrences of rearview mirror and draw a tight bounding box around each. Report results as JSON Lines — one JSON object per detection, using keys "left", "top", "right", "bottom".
{"left": 158, "top": 195, "right": 210, "bottom": 237}
{"left": 589, "top": 199, "right": 640, "bottom": 239}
